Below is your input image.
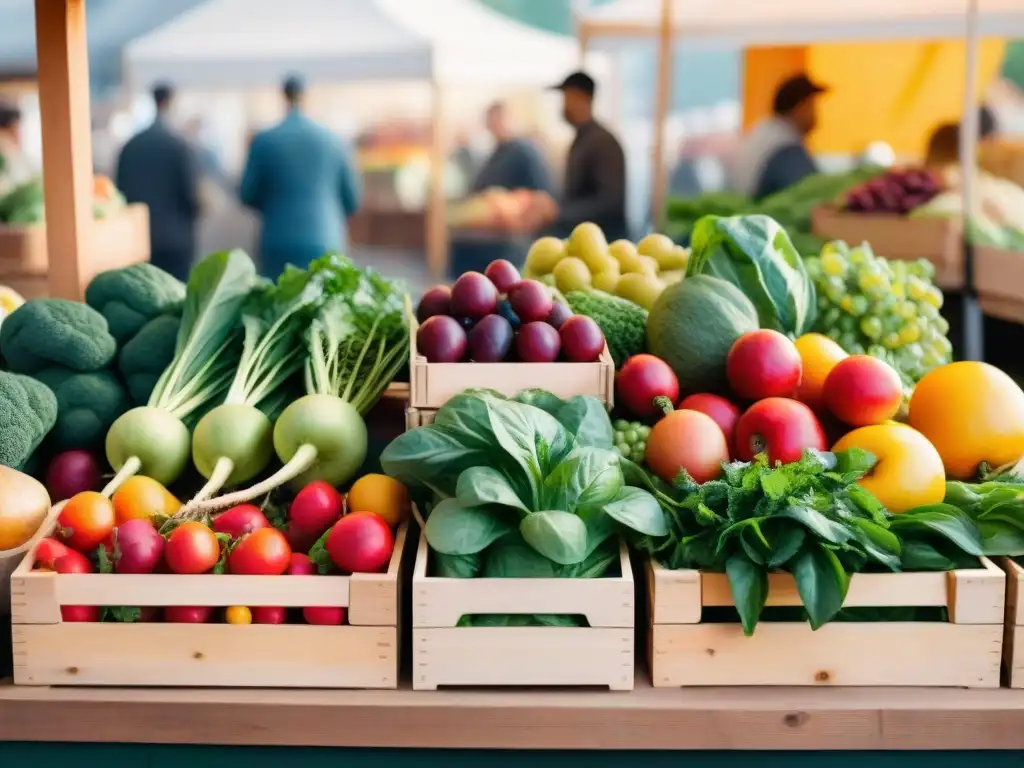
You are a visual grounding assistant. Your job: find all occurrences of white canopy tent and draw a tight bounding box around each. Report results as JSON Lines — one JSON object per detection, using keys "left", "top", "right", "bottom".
{"left": 577, "top": 0, "right": 1024, "bottom": 361}
{"left": 125, "top": 0, "right": 609, "bottom": 276}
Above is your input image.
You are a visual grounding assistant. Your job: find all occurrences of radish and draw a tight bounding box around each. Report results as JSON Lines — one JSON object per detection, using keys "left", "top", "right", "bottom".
{"left": 289, "top": 481, "right": 344, "bottom": 536}
{"left": 287, "top": 552, "right": 317, "bottom": 575}
{"left": 45, "top": 450, "right": 102, "bottom": 500}
{"left": 102, "top": 251, "right": 256, "bottom": 497}
{"left": 212, "top": 504, "right": 270, "bottom": 540}
{"left": 110, "top": 518, "right": 165, "bottom": 574}
{"left": 178, "top": 275, "right": 409, "bottom": 519}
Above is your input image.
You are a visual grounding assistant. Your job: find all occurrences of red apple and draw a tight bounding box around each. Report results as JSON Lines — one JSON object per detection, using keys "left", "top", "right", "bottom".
{"left": 677, "top": 393, "right": 742, "bottom": 457}
{"left": 616, "top": 354, "right": 680, "bottom": 418}
{"left": 823, "top": 355, "right": 904, "bottom": 427}
{"left": 734, "top": 397, "right": 827, "bottom": 465}
{"left": 727, "top": 330, "right": 803, "bottom": 401}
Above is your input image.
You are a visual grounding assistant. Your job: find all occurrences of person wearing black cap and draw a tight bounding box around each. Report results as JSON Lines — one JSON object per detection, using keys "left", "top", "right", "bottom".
{"left": 115, "top": 83, "right": 200, "bottom": 282}
{"left": 0, "top": 98, "right": 32, "bottom": 197}
{"left": 733, "top": 73, "right": 827, "bottom": 200}
{"left": 548, "top": 71, "right": 628, "bottom": 241}
{"left": 240, "top": 74, "right": 362, "bottom": 279}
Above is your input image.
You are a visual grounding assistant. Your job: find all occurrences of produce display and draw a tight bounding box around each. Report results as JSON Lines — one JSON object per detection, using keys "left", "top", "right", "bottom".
{"left": 912, "top": 167, "right": 1024, "bottom": 253}
{"left": 523, "top": 223, "right": 688, "bottom": 310}
{"left": 446, "top": 186, "right": 553, "bottom": 231}
{"left": 416, "top": 258, "right": 606, "bottom": 364}
{"left": 0, "top": 285, "right": 23, "bottom": 329}
{"left": 0, "top": 175, "right": 125, "bottom": 225}
{"left": 841, "top": 168, "right": 943, "bottom": 214}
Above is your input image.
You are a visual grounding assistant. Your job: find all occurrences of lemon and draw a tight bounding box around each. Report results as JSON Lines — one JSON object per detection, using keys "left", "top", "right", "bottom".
{"left": 592, "top": 266, "right": 620, "bottom": 293}
{"left": 615, "top": 273, "right": 665, "bottom": 310}
{"left": 524, "top": 236, "right": 565, "bottom": 276}
{"left": 553, "top": 257, "right": 592, "bottom": 293}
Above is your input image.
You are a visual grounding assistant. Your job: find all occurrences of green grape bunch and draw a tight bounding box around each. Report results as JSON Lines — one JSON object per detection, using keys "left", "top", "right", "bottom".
{"left": 804, "top": 241, "right": 952, "bottom": 383}
{"left": 613, "top": 419, "right": 650, "bottom": 464}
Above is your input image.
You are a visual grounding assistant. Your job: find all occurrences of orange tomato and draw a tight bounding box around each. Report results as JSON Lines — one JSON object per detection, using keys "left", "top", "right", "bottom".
{"left": 225, "top": 606, "right": 252, "bottom": 625}
{"left": 793, "top": 333, "right": 847, "bottom": 411}
{"left": 909, "top": 361, "right": 1024, "bottom": 479}
{"left": 57, "top": 491, "right": 115, "bottom": 553}
{"left": 112, "top": 476, "right": 181, "bottom": 525}
{"left": 645, "top": 409, "right": 729, "bottom": 484}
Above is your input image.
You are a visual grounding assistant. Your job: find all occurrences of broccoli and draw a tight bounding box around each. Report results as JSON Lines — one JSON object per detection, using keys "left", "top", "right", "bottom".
{"left": 565, "top": 290, "right": 648, "bottom": 368}
{"left": 0, "top": 371, "right": 58, "bottom": 470}
{"left": 0, "top": 298, "right": 117, "bottom": 374}
{"left": 117, "top": 313, "right": 181, "bottom": 405}
{"left": 34, "top": 366, "right": 130, "bottom": 450}
{"left": 85, "top": 262, "right": 186, "bottom": 343}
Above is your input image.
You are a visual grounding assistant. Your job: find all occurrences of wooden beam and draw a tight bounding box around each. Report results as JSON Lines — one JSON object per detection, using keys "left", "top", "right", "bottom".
{"left": 34, "top": 0, "right": 94, "bottom": 299}
{"left": 425, "top": 82, "right": 447, "bottom": 281}
{"left": 650, "top": 0, "right": 673, "bottom": 229}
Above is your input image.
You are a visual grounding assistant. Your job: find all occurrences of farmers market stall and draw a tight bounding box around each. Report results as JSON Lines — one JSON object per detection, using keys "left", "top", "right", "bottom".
{"left": 9, "top": 0, "right": 1024, "bottom": 764}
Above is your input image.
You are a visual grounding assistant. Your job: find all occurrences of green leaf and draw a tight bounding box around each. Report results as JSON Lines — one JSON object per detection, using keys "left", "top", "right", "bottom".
{"left": 833, "top": 448, "right": 877, "bottom": 478}
{"left": 726, "top": 552, "right": 768, "bottom": 636}
{"left": 759, "top": 471, "right": 792, "bottom": 501}
{"left": 557, "top": 538, "right": 619, "bottom": 578}
{"left": 425, "top": 499, "right": 516, "bottom": 556}
{"left": 457, "top": 466, "right": 530, "bottom": 515}
{"left": 483, "top": 533, "right": 558, "bottom": 578}
{"left": 487, "top": 398, "right": 572, "bottom": 507}
{"left": 791, "top": 544, "right": 850, "bottom": 630}
{"left": 433, "top": 552, "right": 481, "bottom": 579}
{"left": 380, "top": 425, "right": 484, "bottom": 498}
{"left": 976, "top": 519, "right": 1024, "bottom": 557}
{"left": 891, "top": 504, "right": 985, "bottom": 556}
{"left": 96, "top": 544, "right": 114, "bottom": 574}
{"left": 765, "top": 523, "right": 807, "bottom": 568}
{"left": 900, "top": 540, "right": 962, "bottom": 571}
{"left": 777, "top": 505, "right": 855, "bottom": 546}
{"left": 555, "top": 395, "right": 615, "bottom": 449}
{"left": 848, "top": 517, "right": 901, "bottom": 570}
{"left": 602, "top": 486, "right": 669, "bottom": 536}
{"left": 578, "top": 506, "right": 618, "bottom": 556}
{"left": 520, "top": 510, "right": 589, "bottom": 565}
{"left": 514, "top": 389, "right": 563, "bottom": 415}
{"left": 544, "top": 447, "right": 623, "bottom": 512}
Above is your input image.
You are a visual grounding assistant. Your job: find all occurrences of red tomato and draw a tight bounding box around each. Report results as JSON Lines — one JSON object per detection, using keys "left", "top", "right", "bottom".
{"left": 61, "top": 605, "right": 100, "bottom": 622}
{"left": 284, "top": 523, "right": 318, "bottom": 554}
{"left": 164, "top": 606, "right": 214, "bottom": 623}
{"left": 57, "top": 491, "right": 115, "bottom": 553}
{"left": 164, "top": 522, "right": 222, "bottom": 575}
{"left": 287, "top": 552, "right": 317, "bottom": 575}
{"left": 303, "top": 606, "right": 345, "bottom": 625}
{"left": 52, "top": 549, "right": 93, "bottom": 574}
{"left": 212, "top": 504, "right": 270, "bottom": 540}
{"left": 34, "top": 537, "right": 70, "bottom": 570}
{"left": 615, "top": 354, "right": 680, "bottom": 418}
{"left": 251, "top": 606, "right": 288, "bottom": 624}
{"left": 289, "top": 481, "right": 344, "bottom": 536}
{"left": 325, "top": 512, "right": 394, "bottom": 574}
{"left": 228, "top": 527, "right": 291, "bottom": 575}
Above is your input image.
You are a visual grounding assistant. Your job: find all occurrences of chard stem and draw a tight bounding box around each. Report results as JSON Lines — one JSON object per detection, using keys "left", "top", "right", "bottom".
{"left": 188, "top": 456, "right": 235, "bottom": 505}
{"left": 101, "top": 456, "right": 142, "bottom": 498}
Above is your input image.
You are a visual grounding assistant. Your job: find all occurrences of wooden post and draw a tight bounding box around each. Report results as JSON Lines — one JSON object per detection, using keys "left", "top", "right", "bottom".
{"left": 650, "top": 0, "right": 673, "bottom": 230}
{"left": 34, "top": 0, "right": 94, "bottom": 299}
{"left": 426, "top": 81, "right": 448, "bottom": 280}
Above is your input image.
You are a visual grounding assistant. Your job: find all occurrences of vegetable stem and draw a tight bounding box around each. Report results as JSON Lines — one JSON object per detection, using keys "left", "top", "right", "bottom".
{"left": 654, "top": 395, "right": 674, "bottom": 415}
{"left": 189, "top": 456, "right": 235, "bottom": 505}
{"left": 101, "top": 456, "right": 142, "bottom": 498}
{"left": 179, "top": 444, "right": 319, "bottom": 517}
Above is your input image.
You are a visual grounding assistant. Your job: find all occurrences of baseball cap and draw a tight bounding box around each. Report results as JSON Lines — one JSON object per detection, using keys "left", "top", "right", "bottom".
{"left": 772, "top": 74, "right": 828, "bottom": 115}
{"left": 551, "top": 71, "right": 596, "bottom": 98}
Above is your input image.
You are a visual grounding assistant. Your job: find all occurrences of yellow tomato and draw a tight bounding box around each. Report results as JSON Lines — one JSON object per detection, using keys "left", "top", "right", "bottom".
{"left": 112, "top": 476, "right": 181, "bottom": 525}
{"left": 832, "top": 423, "right": 945, "bottom": 513}
{"left": 225, "top": 606, "right": 252, "bottom": 625}
{"left": 346, "top": 474, "right": 410, "bottom": 528}
{"left": 909, "top": 362, "right": 1024, "bottom": 480}
{"left": 793, "top": 333, "right": 848, "bottom": 411}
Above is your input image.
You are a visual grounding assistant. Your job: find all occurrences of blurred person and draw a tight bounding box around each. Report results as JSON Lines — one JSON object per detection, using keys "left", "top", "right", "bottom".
{"left": 548, "top": 71, "right": 628, "bottom": 241}
{"left": 184, "top": 115, "right": 232, "bottom": 192}
{"left": 471, "top": 102, "right": 555, "bottom": 197}
{"left": 925, "top": 108, "right": 1000, "bottom": 167}
{"left": 240, "top": 75, "right": 361, "bottom": 279}
{"left": 115, "top": 83, "right": 200, "bottom": 282}
{"left": 733, "top": 74, "right": 827, "bottom": 199}
{"left": 449, "top": 130, "right": 479, "bottom": 193}
{"left": 0, "top": 98, "right": 34, "bottom": 196}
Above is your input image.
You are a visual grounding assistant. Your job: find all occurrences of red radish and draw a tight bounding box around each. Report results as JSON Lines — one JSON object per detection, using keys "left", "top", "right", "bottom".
{"left": 212, "top": 504, "right": 270, "bottom": 539}
{"left": 416, "top": 285, "right": 451, "bottom": 323}
{"left": 508, "top": 280, "right": 554, "bottom": 323}
{"left": 678, "top": 393, "right": 742, "bottom": 456}
{"left": 288, "top": 552, "right": 317, "bottom": 575}
{"left": 34, "top": 537, "right": 70, "bottom": 570}
{"left": 252, "top": 606, "right": 288, "bottom": 624}
{"left": 734, "top": 397, "right": 827, "bottom": 465}
{"left": 290, "top": 481, "right": 344, "bottom": 535}
{"left": 326, "top": 512, "right": 395, "bottom": 573}
{"left": 45, "top": 450, "right": 102, "bottom": 500}
{"left": 417, "top": 315, "right": 468, "bottom": 363}
{"left": 61, "top": 605, "right": 100, "bottom": 622}
{"left": 484, "top": 259, "right": 520, "bottom": 293}
{"left": 111, "top": 518, "right": 165, "bottom": 574}
{"left": 616, "top": 354, "right": 680, "bottom": 418}
{"left": 559, "top": 315, "right": 605, "bottom": 362}
{"left": 164, "top": 522, "right": 222, "bottom": 575}
{"left": 450, "top": 272, "right": 498, "bottom": 319}
{"left": 53, "top": 550, "right": 93, "bottom": 574}
{"left": 165, "top": 606, "right": 214, "bottom": 623}
{"left": 284, "top": 523, "right": 318, "bottom": 554}
{"left": 303, "top": 606, "right": 345, "bottom": 625}
{"left": 515, "top": 321, "right": 561, "bottom": 363}
{"left": 228, "top": 528, "right": 292, "bottom": 575}
{"left": 727, "top": 330, "right": 803, "bottom": 401}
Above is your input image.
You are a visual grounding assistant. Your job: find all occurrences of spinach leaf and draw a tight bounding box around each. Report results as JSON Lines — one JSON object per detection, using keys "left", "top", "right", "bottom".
{"left": 686, "top": 214, "right": 816, "bottom": 336}
{"left": 776, "top": 504, "right": 856, "bottom": 546}
{"left": 433, "top": 552, "right": 481, "bottom": 578}
{"left": 514, "top": 388, "right": 564, "bottom": 415}
{"left": 457, "top": 466, "right": 529, "bottom": 515}
{"left": 578, "top": 507, "right": 618, "bottom": 556}
{"left": 487, "top": 398, "right": 572, "bottom": 508}
{"left": 557, "top": 538, "right": 620, "bottom": 578}
{"left": 791, "top": 544, "right": 849, "bottom": 630}
{"left": 424, "top": 499, "right": 516, "bottom": 555}
{"left": 520, "top": 510, "right": 589, "bottom": 565}
{"left": 890, "top": 504, "right": 985, "bottom": 556}
{"left": 555, "top": 395, "right": 615, "bottom": 449}
{"left": 603, "top": 486, "right": 669, "bottom": 536}
{"left": 484, "top": 533, "right": 558, "bottom": 577}
{"left": 726, "top": 551, "right": 768, "bottom": 636}
{"left": 380, "top": 426, "right": 483, "bottom": 498}
{"left": 543, "top": 447, "right": 623, "bottom": 512}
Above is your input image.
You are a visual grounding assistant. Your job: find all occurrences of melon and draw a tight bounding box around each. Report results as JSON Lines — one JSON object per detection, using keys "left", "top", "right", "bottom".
{"left": 647, "top": 275, "right": 759, "bottom": 394}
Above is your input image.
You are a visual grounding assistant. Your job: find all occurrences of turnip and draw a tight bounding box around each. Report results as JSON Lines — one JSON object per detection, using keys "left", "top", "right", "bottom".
{"left": 178, "top": 265, "right": 409, "bottom": 518}
{"left": 110, "top": 518, "right": 165, "bottom": 574}
{"left": 101, "top": 250, "right": 256, "bottom": 497}
{"left": 45, "top": 450, "right": 102, "bottom": 500}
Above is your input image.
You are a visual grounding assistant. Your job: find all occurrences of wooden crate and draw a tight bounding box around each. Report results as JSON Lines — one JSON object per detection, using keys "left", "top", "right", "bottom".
{"left": 976, "top": 245, "right": 1024, "bottom": 304}
{"left": 811, "top": 206, "right": 963, "bottom": 289}
{"left": 405, "top": 407, "right": 435, "bottom": 430}
{"left": 409, "top": 317, "right": 614, "bottom": 410}
{"left": 0, "top": 203, "right": 150, "bottom": 297}
{"left": 9, "top": 516, "right": 411, "bottom": 689}
{"left": 647, "top": 557, "right": 1005, "bottom": 688}
{"left": 412, "top": 533, "right": 634, "bottom": 690}
{"left": 999, "top": 557, "right": 1024, "bottom": 688}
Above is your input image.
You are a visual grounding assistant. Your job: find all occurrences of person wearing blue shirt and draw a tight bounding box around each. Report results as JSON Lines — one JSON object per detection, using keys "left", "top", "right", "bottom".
{"left": 240, "top": 75, "right": 362, "bottom": 278}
